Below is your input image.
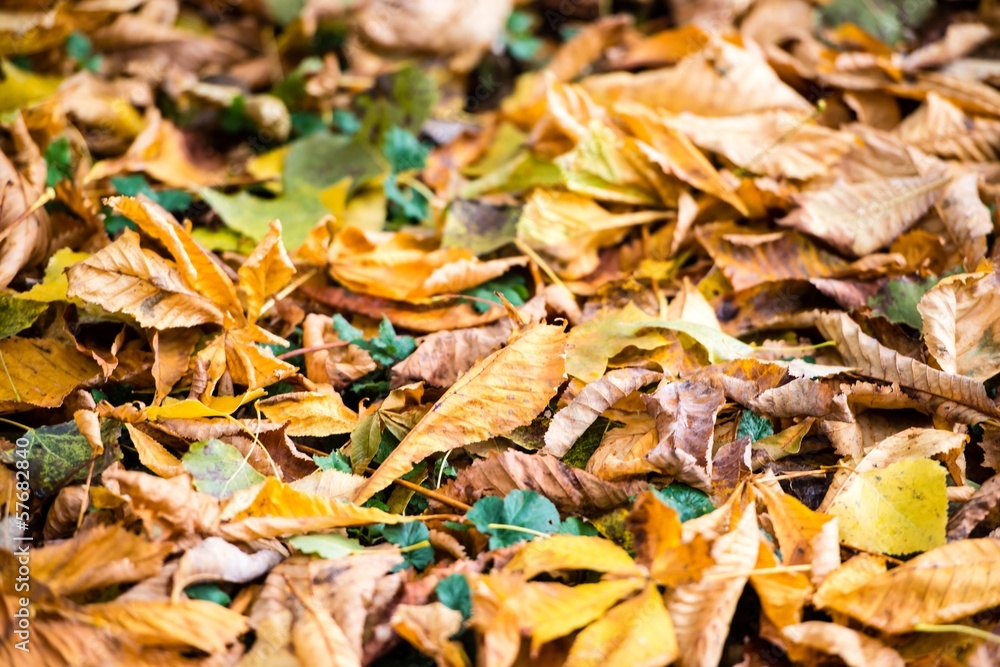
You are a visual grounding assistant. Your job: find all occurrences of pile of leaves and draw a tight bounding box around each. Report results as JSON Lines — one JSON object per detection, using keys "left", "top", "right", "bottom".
{"left": 5, "top": 0, "right": 1000, "bottom": 665}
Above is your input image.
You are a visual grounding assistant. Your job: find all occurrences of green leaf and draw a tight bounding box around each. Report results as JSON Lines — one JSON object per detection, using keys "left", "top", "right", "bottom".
{"left": 383, "top": 126, "right": 429, "bottom": 173}
{"left": 333, "top": 109, "right": 361, "bottom": 135}
{"left": 65, "top": 31, "right": 102, "bottom": 71}
{"left": 350, "top": 412, "right": 383, "bottom": 474}
{"left": 287, "top": 533, "right": 363, "bottom": 558}
{"left": 184, "top": 583, "right": 232, "bottom": 606}
{"left": 200, "top": 132, "right": 383, "bottom": 250}
{"left": 384, "top": 175, "right": 430, "bottom": 225}
{"left": 44, "top": 136, "right": 72, "bottom": 187}
{"left": 819, "top": 0, "right": 934, "bottom": 45}
{"left": 182, "top": 439, "right": 266, "bottom": 499}
{"left": 652, "top": 484, "right": 715, "bottom": 522}
{"left": 0, "top": 419, "right": 121, "bottom": 494}
{"left": 265, "top": 0, "right": 307, "bottom": 26}
{"left": 313, "top": 451, "right": 352, "bottom": 473}
{"left": 737, "top": 410, "right": 774, "bottom": 443}
{"left": 436, "top": 574, "right": 472, "bottom": 620}
{"left": 467, "top": 490, "right": 561, "bottom": 549}
{"left": 332, "top": 315, "right": 416, "bottom": 367}
{"left": 0, "top": 297, "right": 47, "bottom": 340}
{"left": 290, "top": 111, "right": 326, "bottom": 138}
{"left": 461, "top": 274, "right": 528, "bottom": 314}
{"left": 868, "top": 275, "right": 940, "bottom": 330}
{"left": 558, "top": 517, "right": 599, "bottom": 536}
{"left": 382, "top": 522, "right": 433, "bottom": 570}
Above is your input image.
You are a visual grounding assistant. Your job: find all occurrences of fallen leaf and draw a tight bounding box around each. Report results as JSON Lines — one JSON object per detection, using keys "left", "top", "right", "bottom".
{"left": 171, "top": 537, "right": 284, "bottom": 599}
{"left": 782, "top": 621, "right": 905, "bottom": 667}
{"left": 918, "top": 270, "right": 1000, "bottom": 381}
{"left": 258, "top": 391, "right": 358, "bottom": 437}
{"left": 355, "top": 320, "right": 566, "bottom": 503}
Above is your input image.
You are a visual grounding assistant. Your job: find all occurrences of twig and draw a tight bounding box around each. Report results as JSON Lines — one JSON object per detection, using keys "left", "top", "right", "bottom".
{"left": 277, "top": 341, "right": 348, "bottom": 360}
{"left": 365, "top": 468, "right": 472, "bottom": 511}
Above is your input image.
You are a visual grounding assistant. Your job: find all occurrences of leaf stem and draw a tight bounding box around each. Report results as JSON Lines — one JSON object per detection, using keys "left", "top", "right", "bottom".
{"left": 914, "top": 623, "right": 1000, "bottom": 645}
{"left": 276, "top": 340, "right": 349, "bottom": 360}
{"left": 702, "top": 563, "right": 811, "bottom": 581}
{"left": 485, "top": 523, "right": 551, "bottom": 538}
{"left": 365, "top": 468, "right": 472, "bottom": 511}
{"left": 0, "top": 416, "right": 31, "bottom": 432}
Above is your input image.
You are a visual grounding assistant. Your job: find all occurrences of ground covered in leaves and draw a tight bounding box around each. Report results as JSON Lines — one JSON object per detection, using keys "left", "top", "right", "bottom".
{"left": 4, "top": 0, "right": 1000, "bottom": 665}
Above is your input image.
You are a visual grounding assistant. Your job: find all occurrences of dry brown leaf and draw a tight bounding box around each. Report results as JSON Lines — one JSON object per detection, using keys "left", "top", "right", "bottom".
{"left": 936, "top": 173, "right": 992, "bottom": 269}
{"left": 778, "top": 169, "right": 951, "bottom": 257}
{"left": 817, "top": 311, "right": 1000, "bottom": 420}
{"left": 663, "top": 110, "right": 857, "bottom": 180}
{"left": 355, "top": 320, "right": 566, "bottom": 504}
{"left": 150, "top": 328, "right": 198, "bottom": 405}
{"left": 668, "top": 505, "right": 760, "bottom": 667}
{"left": 543, "top": 368, "right": 662, "bottom": 457}
{"left": 628, "top": 492, "right": 713, "bottom": 588}
{"left": 392, "top": 603, "right": 468, "bottom": 667}
{"left": 583, "top": 40, "right": 811, "bottom": 117}
{"left": 447, "top": 449, "right": 646, "bottom": 515}
{"left": 642, "top": 380, "right": 726, "bottom": 492}
{"left": 66, "top": 229, "right": 225, "bottom": 329}
{"left": 918, "top": 270, "right": 1000, "bottom": 381}
{"left": 171, "top": 537, "right": 283, "bottom": 599}
{"left": 102, "top": 468, "right": 221, "bottom": 537}
{"left": 0, "top": 116, "right": 49, "bottom": 288}
{"left": 782, "top": 621, "right": 905, "bottom": 667}
{"left": 814, "top": 538, "right": 1000, "bottom": 634}
{"left": 896, "top": 92, "right": 1000, "bottom": 162}
{"left": 903, "top": 23, "right": 993, "bottom": 72}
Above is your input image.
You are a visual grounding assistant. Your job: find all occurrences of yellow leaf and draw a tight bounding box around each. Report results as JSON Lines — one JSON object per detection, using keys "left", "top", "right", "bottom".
{"left": 0, "top": 59, "right": 61, "bottom": 113}
{"left": 10, "top": 525, "right": 171, "bottom": 598}
{"left": 355, "top": 321, "right": 566, "bottom": 504}
{"left": 669, "top": 504, "right": 759, "bottom": 667}
{"left": 223, "top": 476, "right": 413, "bottom": 540}
{"left": 828, "top": 458, "right": 947, "bottom": 556}
{"left": 66, "top": 229, "right": 225, "bottom": 329}
{"left": 627, "top": 492, "right": 713, "bottom": 587}
{"left": 83, "top": 599, "right": 248, "bottom": 654}
{"left": 14, "top": 248, "right": 90, "bottom": 303}
{"left": 504, "top": 535, "right": 644, "bottom": 580}
{"left": 258, "top": 390, "right": 358, "bottom": 437}
{"left": 238, "top": 218, "right": 296, "bottom": 323}
{"left": 392, "top": 603, "right": 468, "bottom": 667}
{"left": 144, "top": 388, "right": 265, "bottom": 421}
{"left": 815, "top": 539, "right": 1000, "bottom": 634}
{"left": 749, "top": 541, "right": 811, "bottom": 628}
{"left": 565, "top": 583, "right": 678, "bottom": 667}
{"left": 125, "top": 424, "right": 184, "bottom": 478}
{"left": 754, "top": 481, "right": 835, "bottom": 568}
{"left": 0, "top": 338, "right": 101, "bottom": 410}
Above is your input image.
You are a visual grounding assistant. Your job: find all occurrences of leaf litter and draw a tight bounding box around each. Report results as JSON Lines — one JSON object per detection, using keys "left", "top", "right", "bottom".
{"left": 4, "top": 1, "right": 1000, "bottom": 666}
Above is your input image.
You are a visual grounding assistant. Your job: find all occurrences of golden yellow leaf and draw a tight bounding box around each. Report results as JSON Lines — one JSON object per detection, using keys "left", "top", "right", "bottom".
{"left": 828, "top": 458, "right": 948, "bottom": 556}
{"left": 144, "top": 388, "right": 265, "bottom": 421}
{"left": 258, "top": 390, "right": 358, "bottom": 437}
{"left": 627, "top": 492, "right": 713, "bottom": 588}
{"left": 238, "top": 218, "right": 296, "bottom": 323}
{"left": 782, "top": 621, "right": 905, "bottom": 667}
{"left": 517, "top": 190, "right": 670, "bottom": 280}
{"left": 125, "top": 424, "right": 183, "bottom": 478}
{"left": 150, "top": 328, "right": 198, "bottom": 405}
{"left": 669, "top": 505, "right": 759, "bottom": 667}
{"left": 9, "top": 525, "right": 170, "bottom": 598}
{"left": 814, "top": 539, "right": 1000, "bottom": 634}
{"left": 66, "top": 229, "right": 225, "bottom": 329}
{"left": 82, "top": 599, "right": 248, "bottom": 653}
{"left": 754, "top": 481, "right": 835, "bottom": 568}
{"left": 223, "top": 476, "right": 413, "bottom": 540}
{"left": 749, "top": 541, "right": 811, "bottom": 628}
{"left": 0, "top": 337, "right": 101, "bottom": 411}
{"left": 504, "top": 535, "right": 644, "bottom": 580}
{"left": 565, "top": 583, "right": 678, "bottom": 667}
{"left": 14, "top": 248, "right": 90, "bottom": 303}
{"left": 355, "top": 320, "right": 566, "bottom": 504}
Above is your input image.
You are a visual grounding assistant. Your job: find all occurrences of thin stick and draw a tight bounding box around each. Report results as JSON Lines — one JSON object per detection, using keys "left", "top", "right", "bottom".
{"left": 702, "top": 563, "right": 812, "bottom": 581}
{"left": 365, "top": 468, "right": 472, "bottom": 512}
{"left": 515, "top": 239, "right": 567, "bottom": 291}
{"left": 259, "top": 268, "right": 320, "bottom": 318}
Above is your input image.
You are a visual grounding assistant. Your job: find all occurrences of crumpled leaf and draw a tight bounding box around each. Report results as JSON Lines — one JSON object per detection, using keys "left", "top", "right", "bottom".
{"left": 447, "top": 449, "right": 648, "bottom": 515}
{"left": 544, "top": 368, "right": 661, "bottom": 457}
{"left": 642, "top": 380, "right": 726, "bottom": 492}
{"left": 392, "top": 602, "right": 468, "bottom": 667}
{"left": 172, "top": 537, "right": 284, "bottom": 598}
{"left": 628, "top": 492, "right": 713, "bottom": 587}
{"left": 258, "top": 391, "right": 358, "bottom": 438}
{"left": 355, "top": 319, "right": 566, "bottom": 503}
{"left": 918, "top": 270, "right": 1000, "bottom": 381}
